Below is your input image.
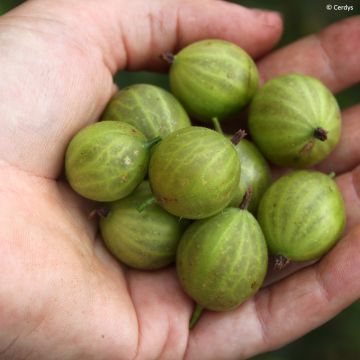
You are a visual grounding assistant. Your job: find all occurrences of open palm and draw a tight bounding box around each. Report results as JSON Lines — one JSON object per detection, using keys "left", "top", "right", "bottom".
{"left": 0, "top": 1, "right": 359, "bottom": 359}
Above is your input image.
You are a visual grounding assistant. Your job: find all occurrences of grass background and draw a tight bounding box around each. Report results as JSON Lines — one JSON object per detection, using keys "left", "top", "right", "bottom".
{"left": 1, "top": 1, "right": 359, "bottom": 359}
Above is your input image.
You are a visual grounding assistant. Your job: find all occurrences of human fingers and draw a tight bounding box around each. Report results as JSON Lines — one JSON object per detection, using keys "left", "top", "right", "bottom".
{"left": 316, "top": 104, "right": 360, "bottom": 175}
{"left": 256, "top": 16, "right": 360, "bottom": 175}
{"left": 258, "top": 16, "right": 360, "bottom": 92}
{"left": 0, "top": 0, "right": 282, "bottom": 179}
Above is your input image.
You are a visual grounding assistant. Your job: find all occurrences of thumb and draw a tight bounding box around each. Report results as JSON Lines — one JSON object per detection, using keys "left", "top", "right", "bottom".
{"left": 14, "top": 0, "right": 283, "bottom": 72}
{"left": 0, "top": 0, "right": 282, "bottom": 178}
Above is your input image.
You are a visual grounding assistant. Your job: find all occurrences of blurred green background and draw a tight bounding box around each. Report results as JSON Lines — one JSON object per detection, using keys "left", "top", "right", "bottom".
{"left": 1, "top": 1, "right": 359, "bottom": 359}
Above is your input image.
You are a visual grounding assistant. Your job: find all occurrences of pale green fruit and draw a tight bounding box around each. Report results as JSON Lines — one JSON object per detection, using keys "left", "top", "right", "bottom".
{"left": 169, "top": 39, "right": 259, "bottom": 121}
{"left": 101, "top": 84, "right": 191, "bottom": 139}
{"left": 99, "top": 181, "right": 188, "bottom": 270}
{"left": 257, "top": 170, "right": 346, "bottom": 261}
{"left": 65, "top": 121, "right": 149, "bottom": 201}
{"left": 248, "top": 74, "right": 341, "bottom": 167}
{"left": 177, "top": 207, "right": 268, "bottom": 311}
{"left": 149, "top": 127, "right": 240, "bottom": 219}
{"left": 229, "top": 138, "right": 271, "bottom": 212}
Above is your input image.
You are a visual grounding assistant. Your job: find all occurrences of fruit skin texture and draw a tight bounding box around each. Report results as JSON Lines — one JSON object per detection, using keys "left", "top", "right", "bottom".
{"left": 176, "top": 207, "right": 268, "bottom": 311}
{"left": 229, "top": 138, "right": 271, "bottom": 212}
{"left": 149, "top": 126, "right": 240, "bottom": 219}
{"left": 99, "top": 181, "right": 188, "bottom": 270}
{"left": 248, "top": 74, "right": 341, "bottom": 167}
{"left": 101, "top": 84, "right": 191, "bottom": 139}
{"left": 257, "top": 170, "right": 346, "bottom": 262}
{"left": 65, "top": 121, "right": 149, "bottom": 202}
{"left": 169, "top": 39, "right": 259, "bottom": 121}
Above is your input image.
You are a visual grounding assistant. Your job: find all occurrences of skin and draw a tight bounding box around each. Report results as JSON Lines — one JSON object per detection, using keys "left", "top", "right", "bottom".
{"left": 0, "top": 1, "right": 359, "bottom": 359}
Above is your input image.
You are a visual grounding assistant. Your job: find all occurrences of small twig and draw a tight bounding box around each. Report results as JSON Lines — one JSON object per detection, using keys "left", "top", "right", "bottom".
{"left": 231, "top": 129, "right": 247, "bottom": 145}
{"left": 189, "top": 304, "right": 204, "bottom": 329}
{"left": 314, "top": 127, "right": 328, "bottom": 141}
{"left": 160, "top": 52, "right": 175, "bottom": 64}
{"left": 88, "top": 207, "right": 110, "bottom": 220}
{"left": 240, "top": 187, "right": 253, "bottom": 210}
{"left": 144, "top": 136, "right": 162, "bottom": 149}
{"left": 137, "top": 196, "right": 157, "bottom": 213}
{"left": 274, "top": 255, "right": 291, "bottom": 271}
{"left": 212, "top": 117, "right": 223, "bottom": 134}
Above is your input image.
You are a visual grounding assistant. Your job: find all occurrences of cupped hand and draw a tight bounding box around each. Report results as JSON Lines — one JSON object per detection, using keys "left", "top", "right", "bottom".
{"left": 0, "top": 1, "right": 358, "bottom": 359}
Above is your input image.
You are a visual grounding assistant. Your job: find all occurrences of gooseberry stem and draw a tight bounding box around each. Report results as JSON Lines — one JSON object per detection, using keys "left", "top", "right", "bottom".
{"left": 160, "top": 52, "right": 175, "bottom": 64}
{"left": 274, "top": 255, "right": 290, "bottom": 271}
{"left": 145, "top": 136, "right": 162, "bottom": 149}
{"left": 313, "top": 127, "right": 328, "bottom": 141}
{"left": 240, "top": 187, "right": 253, "bottom": 210}
{"left": 137, "top": 196, "right": 157, "bottom": 213}
{"left": 231, "top": 129, "right": 247, "bottom": 145}
{"left": 328, "top": 171, "right": 336, "bottom": 179}
{"left": 212, "top": 117, "right": 223, "bottom": 134}
{"left": 189, "top": 304, "right": 204, "bottom": 329}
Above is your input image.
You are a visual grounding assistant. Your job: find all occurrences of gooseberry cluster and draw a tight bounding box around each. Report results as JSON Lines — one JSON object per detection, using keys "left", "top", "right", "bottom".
{"left": 64, "top": 39, "right": 345, "bottom": 328}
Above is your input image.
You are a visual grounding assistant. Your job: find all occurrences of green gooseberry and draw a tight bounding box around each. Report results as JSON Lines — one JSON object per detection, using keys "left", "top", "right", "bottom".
{"left": 99, "top": 181, "right": 188, "bottom": 270}
{"left": 149, "top": 126, "right": 240, "bottom": 219}
{"left": 65, "top": 121, "right": 156, "bottom": 201}
{"left": 257, "top": 170, "right": 346, "bottom": 262}
{"left": 177, "top": 207, "right": 268, "bottom": 318}
{"left": 229, "top": 135, "right": 272, "bottom": 213}
{"left": 248, "top": 74, "right": 341, "bottom": 167}
{"left": 168, "top": 39, "right": 259, "bottom": 121}
{"left": 101, "top": 84, "right": 191, "bottom": 139}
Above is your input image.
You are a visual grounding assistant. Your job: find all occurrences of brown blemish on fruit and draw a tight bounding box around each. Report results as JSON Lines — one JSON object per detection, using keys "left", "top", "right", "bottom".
{"left": 120, "top": 174, "right": 128, "bottom": 182}
{"left": 251, "top": 281, "right": 257, "bottom": 290}
{"left": 158, "top": 196, "right": 178, "bottom": 204}
{"left": 300, "top": 140, "right": 315, "bottom": 156}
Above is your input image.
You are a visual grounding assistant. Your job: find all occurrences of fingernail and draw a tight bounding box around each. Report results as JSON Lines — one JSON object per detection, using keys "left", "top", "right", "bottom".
{"left": 251, "top": 9, "right": 283, "bottom": 27}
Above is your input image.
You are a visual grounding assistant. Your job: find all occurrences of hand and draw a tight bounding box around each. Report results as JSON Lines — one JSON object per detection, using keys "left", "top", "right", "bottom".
{"left": 0, "top": 1, "right": 356, "bottom": 359}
